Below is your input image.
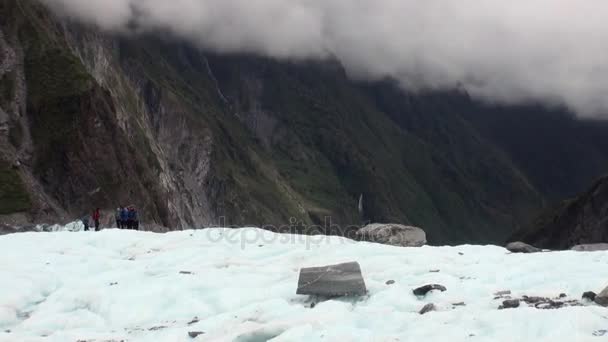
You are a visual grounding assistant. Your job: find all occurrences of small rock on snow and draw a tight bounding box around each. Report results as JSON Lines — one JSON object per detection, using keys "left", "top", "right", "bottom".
{"left": 188, "top": 331, "right": 205, "bottom": 338}
{"left": 413, "top": 284, "right": 447, "bottom": 297}
{"left": 494, "top": 290, "right": 511, "bottom": 296}
{"left": 593, "top": 330, "right": 607, "bottom": 337}
{"left": 582, "top": 291, "right": 597, "bottom": 302}
{"left": 500, "top": 299, "right": 520, "bottom": 309}
{"left": 419, "top": 303, "right": 436, "bottom": 315}
{"left": 386, "top": 280, "right": 395, "bottom": 285}
{"left": 505, "top": 242, "right": 541, "bottom": 254}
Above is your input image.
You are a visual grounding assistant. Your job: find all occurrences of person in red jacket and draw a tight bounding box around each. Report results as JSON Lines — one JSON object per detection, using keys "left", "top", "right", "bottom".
{"left": 92, "top": 208, "right": 101, "bottom": 232}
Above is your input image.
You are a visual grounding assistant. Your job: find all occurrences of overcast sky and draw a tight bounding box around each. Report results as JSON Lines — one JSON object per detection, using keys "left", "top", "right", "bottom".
{"left": 40, "top": 0, "right": 608, "bottom": 117}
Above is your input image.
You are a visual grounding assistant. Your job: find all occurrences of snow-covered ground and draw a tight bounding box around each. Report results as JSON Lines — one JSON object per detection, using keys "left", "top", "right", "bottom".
{"left": 0, "top": 228, "right": 607, "bottom": 342}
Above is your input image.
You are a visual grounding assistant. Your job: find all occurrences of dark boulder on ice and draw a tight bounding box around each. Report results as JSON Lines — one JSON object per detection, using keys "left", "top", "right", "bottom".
{"left": 419, "top": 303, "right": 436, "bottom": 315}
{"left": 356, "top": 223, "right": 426, "bottom": 247}
{"left": 188, "top": 331, "right": 205, "bottom": 338}
{"left": 571, "top": 243, "right": 608, "bottom": 252}
{"left": 505, "top": 241, "right": 541, "bottom": 253}
{"left": 296, "top": 262, "right": 367, "bottom": 297}
{"left": 582, "top": 291, "right": 597, "bottom": 302}
{"left": 594, "top": 286, "right": 608, "bottom": 306}
{"left": 499, "top": 299, "right": 520, "bottom": 309}
{"left": 413, "top": 284, "right": 447, "bottom": 297}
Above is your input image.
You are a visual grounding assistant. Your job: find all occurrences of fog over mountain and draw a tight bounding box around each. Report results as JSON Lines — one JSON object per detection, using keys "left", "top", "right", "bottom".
{"left": 39, "top": 0, "right": 608, "bottom": 117}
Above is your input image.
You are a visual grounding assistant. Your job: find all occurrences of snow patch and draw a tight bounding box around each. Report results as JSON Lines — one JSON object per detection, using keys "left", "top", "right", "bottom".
{"left": 0, "top": 228, "right": 607, "bottom": 341}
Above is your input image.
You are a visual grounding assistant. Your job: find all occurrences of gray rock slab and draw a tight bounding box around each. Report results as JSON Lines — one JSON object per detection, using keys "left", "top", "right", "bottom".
{"left": 296, "top": 262, "right": 367, "bottom": 297}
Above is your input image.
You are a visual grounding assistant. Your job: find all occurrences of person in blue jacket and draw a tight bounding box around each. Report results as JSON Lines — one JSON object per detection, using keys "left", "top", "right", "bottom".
{"left": 126, "top": 206, "right": 140, "bottom": 230}
{"left": 120, "top": 207, "right": 129, "bottom": 229}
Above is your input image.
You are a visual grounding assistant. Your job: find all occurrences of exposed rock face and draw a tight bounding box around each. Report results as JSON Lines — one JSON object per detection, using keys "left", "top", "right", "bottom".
{"left": 512, "top": 175, "right": 608, "bottom": 250}
{"left": 505, "top": 242, "right": 542, "bottom": 253}
{"left": 3, "top": 0, "right": 608, "bottom": 244}
{"left": 357, "top": 224, "right": 427, "bottom": 247}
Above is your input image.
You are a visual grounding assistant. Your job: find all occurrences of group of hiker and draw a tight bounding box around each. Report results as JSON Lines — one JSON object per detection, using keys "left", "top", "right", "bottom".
{"left": 115, "top": 206, "right": 139, "bottom": 230}
{"left": 81, "top": 206, "right": 140, "bottom": 231}
{"left": 81, "top": 208, "right": 102, "bottom": 232}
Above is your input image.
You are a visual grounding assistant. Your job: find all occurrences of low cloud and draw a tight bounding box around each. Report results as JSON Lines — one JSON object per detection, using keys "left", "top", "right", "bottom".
{"left": 41, "top": 0, "right": 608, "bottom": 117}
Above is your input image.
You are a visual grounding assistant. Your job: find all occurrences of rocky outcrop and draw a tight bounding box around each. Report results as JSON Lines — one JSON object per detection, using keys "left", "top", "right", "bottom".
{"left": 506, "top": 242, "right": 542, "bottom": 253}
{"left": 357, "top": 223, "right": 426, "bottom": 247}
{"left": 511, "top": 175, "right": 608, "bottom": 250}
{"left": 3, "top": 0, "right": 608, "bottom": 245}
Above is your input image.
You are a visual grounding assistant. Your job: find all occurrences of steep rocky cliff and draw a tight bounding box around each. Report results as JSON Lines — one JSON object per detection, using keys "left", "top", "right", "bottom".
{"left": 1, "top": 0, "right": 608, "bottom": 244}
{"left": 511, "top": 175, "right": 608, "bottom": 249}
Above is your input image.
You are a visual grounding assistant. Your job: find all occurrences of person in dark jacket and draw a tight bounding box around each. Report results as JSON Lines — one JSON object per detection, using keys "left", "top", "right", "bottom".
{"left": 81, "top": 215, "right": 90, "bottom": 231}
{"left": 127, "top": 207, "right": 136, "bottom": 230}
{"left": 120, "top": 207, "right": 129, "bottom": 229}
{"left": 115, "top": 207, "right": 122, "bottom": 228}
{"left": 132, "top": 208, "right": 139, "bottom": 230}
{"left": 92, "top": 208, "right": 101, "bottom": 232}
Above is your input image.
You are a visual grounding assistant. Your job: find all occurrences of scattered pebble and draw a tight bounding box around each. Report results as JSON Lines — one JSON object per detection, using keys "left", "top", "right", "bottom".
{"left": 148, "top": 326, "right": 167, "bottom": 331}
{"left": 386, "top": 280, "right": 395, "bottom": 285}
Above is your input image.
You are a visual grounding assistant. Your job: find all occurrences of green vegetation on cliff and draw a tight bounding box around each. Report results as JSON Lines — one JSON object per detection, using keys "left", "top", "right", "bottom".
{"left": 0, "top": 160, "right": 31, "bottom": 214}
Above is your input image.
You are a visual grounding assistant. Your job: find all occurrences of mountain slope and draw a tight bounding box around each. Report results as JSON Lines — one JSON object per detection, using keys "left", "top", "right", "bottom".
{"left": 1, "top": 0, "right": 608, "bottom": 244}
{"left": 511, "top": 175, "right": 608, "bottom": 249}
